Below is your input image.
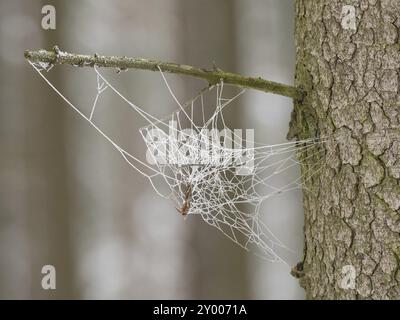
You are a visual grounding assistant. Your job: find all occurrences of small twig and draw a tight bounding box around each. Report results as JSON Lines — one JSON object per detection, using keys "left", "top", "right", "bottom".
{"left": 24, "top": 46, "right": 304, "bottom": 100}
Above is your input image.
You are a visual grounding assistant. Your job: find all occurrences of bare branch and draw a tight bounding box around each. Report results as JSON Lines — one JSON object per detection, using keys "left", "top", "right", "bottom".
{"left": 25, "top": 46, "right": 304, "bottom": 100}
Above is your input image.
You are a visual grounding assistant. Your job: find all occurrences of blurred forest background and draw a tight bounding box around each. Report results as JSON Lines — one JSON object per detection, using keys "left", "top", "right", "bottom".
{"left": 0, "top": 0, "right": 304, "bottom": 299}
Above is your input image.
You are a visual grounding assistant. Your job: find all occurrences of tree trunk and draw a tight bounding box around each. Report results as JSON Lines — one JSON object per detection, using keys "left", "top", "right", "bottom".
{"left": 293, "top": 0, "right": 400, "bottom": 299}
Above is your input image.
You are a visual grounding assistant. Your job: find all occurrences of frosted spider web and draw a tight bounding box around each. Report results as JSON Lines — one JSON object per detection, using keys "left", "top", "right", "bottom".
{"left": 28, "top": 60, "right": 341, "bottom": 265}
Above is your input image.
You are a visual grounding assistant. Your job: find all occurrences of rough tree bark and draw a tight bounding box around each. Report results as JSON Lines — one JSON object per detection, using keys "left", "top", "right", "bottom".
{"left": 292, "top": 0, "right": 400, "bottom": 299}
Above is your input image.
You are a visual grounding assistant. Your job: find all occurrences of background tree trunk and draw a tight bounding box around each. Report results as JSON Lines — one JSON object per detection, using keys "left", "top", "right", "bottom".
{"left": 294, "top": 0, "right": 400, "bottom": 299}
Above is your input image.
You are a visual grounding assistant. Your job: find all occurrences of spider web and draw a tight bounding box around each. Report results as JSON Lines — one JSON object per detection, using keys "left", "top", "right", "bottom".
{"left": 28, "top": 60, "right": 340, "bottom": 264}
